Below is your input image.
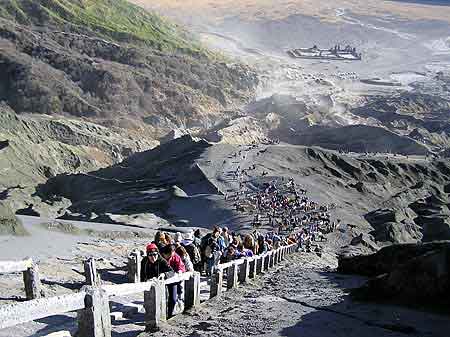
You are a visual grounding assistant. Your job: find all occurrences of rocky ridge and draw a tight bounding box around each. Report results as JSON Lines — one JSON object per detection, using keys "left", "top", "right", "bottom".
{"left": 28, "top": 137, "right": 450, "bottom": 247}
{"left": 0, "top": 1, "right": 258, "bottom": 135}
{"left": 0, "top": 0, "right": 258, "bottom": 215}
{"left": 0, "top": 103, "right": 158, "bottom": 215}
{"left": 201, "top": 90, "right": 450, "bottom": 156}
{"left": 338, "top": 241, "right": 450, "bottom": 309}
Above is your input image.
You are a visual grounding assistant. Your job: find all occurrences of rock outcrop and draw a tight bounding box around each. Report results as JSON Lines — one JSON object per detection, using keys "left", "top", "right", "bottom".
{"left": 338, "top": 241, "right": 450, "bottom": 307}
{"left": 409, "top": 184, "right": 450, "bottom": 242}
{"left": 203, "top": 117, "right": 270, "bottom": 144}
{"left": 160, "top": 129, "right": 188, "bottom": 145}
{"left": 364, "top": 182, "right": 450, "bottom": 246}
{"left": 225, "top": 89, "right": 450, "bottom": 156}
{"left": 37, "top": 135, "right": 217, "bottom": 221}
{"left": 0, "top": 202, "right": 28, "bottom": 235}
{"left": 0, "top": 103, "right": 158, "bottom": 214}
{"left": 352, "top": 92, "right": 450, "bottom": 152}
{"left": 290, "top": 125, "right": 430, "bottom": 155}
{"left": 365, "top": 208, "right": 422, "bottom": 244}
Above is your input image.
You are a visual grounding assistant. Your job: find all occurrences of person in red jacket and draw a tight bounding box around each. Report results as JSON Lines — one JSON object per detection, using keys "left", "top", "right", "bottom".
{"left": 161, "top": 244, "right": 186, "bottom": 273}
{"left": 160, "top": 244, "right": 186, "bottom": 316}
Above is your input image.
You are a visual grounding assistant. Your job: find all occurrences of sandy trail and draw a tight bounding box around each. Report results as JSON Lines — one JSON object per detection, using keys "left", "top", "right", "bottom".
{"left": 143, "top": 250, "right": 450, "bottom": 337}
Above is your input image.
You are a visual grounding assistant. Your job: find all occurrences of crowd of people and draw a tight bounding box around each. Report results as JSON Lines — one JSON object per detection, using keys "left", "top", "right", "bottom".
{"left": 234, "top": 177, "right": 339, "bottom": 236}
{"left": 139, "top": 226, "right": 297, "bottom": 316}
{"left": 139, "top": 177, "right": 338, "bottom": 317}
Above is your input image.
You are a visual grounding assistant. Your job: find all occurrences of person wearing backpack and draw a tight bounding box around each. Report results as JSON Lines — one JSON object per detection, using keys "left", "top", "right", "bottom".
{"left": 201, "top": 227, "right": 221, "bottom": 276}
{"left": 181, "top": 231, "right": 202, "bottom": 272}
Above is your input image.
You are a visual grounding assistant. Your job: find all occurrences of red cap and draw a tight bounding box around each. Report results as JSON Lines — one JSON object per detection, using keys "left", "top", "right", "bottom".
{"left": 146, "top": 243, "right": 158, "bottom": 252}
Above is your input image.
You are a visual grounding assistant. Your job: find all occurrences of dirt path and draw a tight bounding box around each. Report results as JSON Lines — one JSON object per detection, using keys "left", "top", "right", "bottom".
{"left": 139, "top": 250, "right": 450, "bottom": 337}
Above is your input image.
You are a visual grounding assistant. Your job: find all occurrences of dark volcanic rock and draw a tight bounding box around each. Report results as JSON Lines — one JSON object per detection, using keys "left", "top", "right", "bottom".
{"left": 37, "top": 135, "right": 217, "bottom": 220}
{"left": 369, "top": 221, "right": 422, "bottom": 244}
{"left": 409, "top": 186, "right": 450, "bottom": 242}
{"left": 0, "top": 140, "right": 9, "bottom": 150}
{"left": 338, "top": 241, "right": 448, "bottom": 276}
{"left": 0, "top": 29, "right": 257, "bottom": 133}
{"left": 365, "top": 208, "right": 422, "bottom": 244}
{"left": 289, "top": 125, "right": 429, "bottom": 155}
{"left": 339, "top": 241, "right": 450, "bottom": 307}
{"left": 415, "top": 215, "right": 450, "bottom": 242}
{"left": 365, "top": 208, "right": 411, "bottom": 225}
{"left": 0, "top": 103, "right": 157, "bottom": 215}
{"left": 15, "top": 204, "right": 40, "bottom": 216}
{"left": 349, "top": 233, "right": 379, "bottom": 251}
{"left": 352, "top": 92, "right": 450, "bottom": 152}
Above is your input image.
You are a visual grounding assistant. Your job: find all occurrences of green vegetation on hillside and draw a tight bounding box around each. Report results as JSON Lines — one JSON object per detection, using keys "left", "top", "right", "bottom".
{"left": 0, "top": 0, "right": 204, "bottom": 54}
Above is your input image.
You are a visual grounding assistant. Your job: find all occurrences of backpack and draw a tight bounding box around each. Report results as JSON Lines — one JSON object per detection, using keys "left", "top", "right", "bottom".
{"left": 184, "top": 243, "right": 201, "bottom": 265}
{"left": 204, "top": 244, "right": 213, "bottom": 259}
{"left": 200, "top": 233, "right": 212, "bottom": 252}
{"left": 201, "top": 234, "right": 218, "bottom": 259}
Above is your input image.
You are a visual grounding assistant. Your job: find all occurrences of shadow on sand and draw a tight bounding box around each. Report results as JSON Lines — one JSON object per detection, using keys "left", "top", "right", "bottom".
{"left": 278, "top": 271, "right": 450, "bottom": 337}
{"left": 280, "top": 296, "right": 417, "bottom": 337}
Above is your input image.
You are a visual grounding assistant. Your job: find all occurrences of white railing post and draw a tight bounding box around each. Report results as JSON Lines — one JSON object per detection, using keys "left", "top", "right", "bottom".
{"left": 226, "top": 264, "right": 238, "bottom": 289}
{"left": 23, "top": 261, "right": 42, "bottom": 300}
{"left": 128, "top": 250, "right": 143, "bottom": 283}
{"left": 77, "top": 287, "right": 111, "bottom": 337}
{"left": 144, "top": 282, "right": 162, "bottom": 332}
{"left": 238, "top": 259, "right": 250, "bottom": 283}
{"left": 210, "top": 269, "right": 223, "bottom": 298}
{"left": 185, "top": 272, "right": 200, "bottom": 308}
{"left": 158, "top": 281, "right": 167, "bottom": 322}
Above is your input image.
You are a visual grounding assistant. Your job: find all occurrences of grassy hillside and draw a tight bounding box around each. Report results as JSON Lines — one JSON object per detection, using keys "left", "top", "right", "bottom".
{"left": 0, "top": 0, "right": 203, "bottom": 54}
{"left": 0, "top": 0, "right": 257, "bottom": 130}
